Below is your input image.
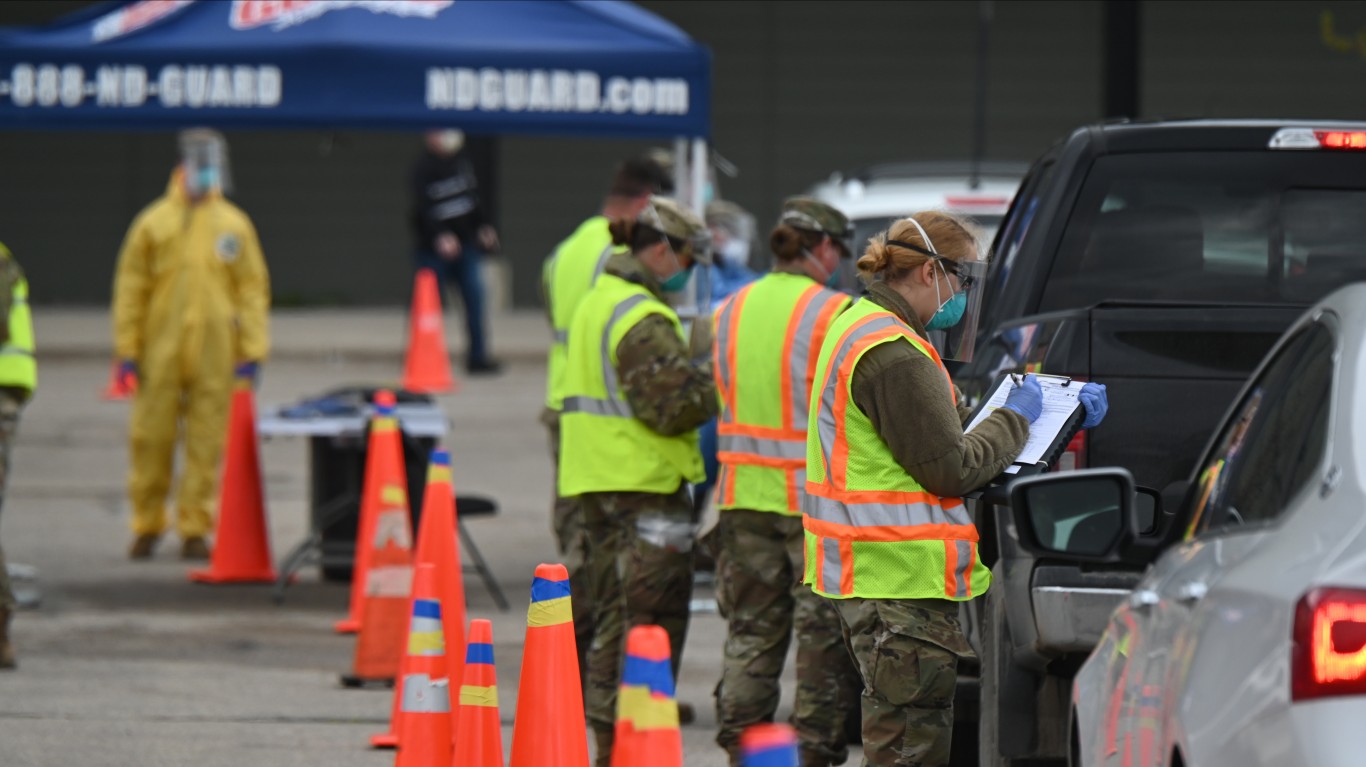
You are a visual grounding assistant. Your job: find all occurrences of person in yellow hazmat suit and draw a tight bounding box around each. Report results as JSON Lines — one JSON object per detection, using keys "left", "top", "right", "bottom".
{"left": 112, "top": 128, "right": 271, "bottom": 561}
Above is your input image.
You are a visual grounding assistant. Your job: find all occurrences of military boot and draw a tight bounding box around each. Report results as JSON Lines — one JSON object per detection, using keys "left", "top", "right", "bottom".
{"left": 180, "top": 537, "right": 210, "bottom": 561}
{"left": 0, "top": 606, "right": 15, "bottom": 670}
{"left": 128, "top": 533, "right": 159, "bottom": 560}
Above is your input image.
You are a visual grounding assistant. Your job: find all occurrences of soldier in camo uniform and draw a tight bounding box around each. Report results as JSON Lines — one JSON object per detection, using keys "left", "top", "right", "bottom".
{"left": 807, "top": 214, "right": 1030, "bottom": 766}
{"left": 557, "top": 196, "right": 717, "bottom": 765}
{"left": 0, "top": 242, "right": 35, "bottom": 671}
{"left": 711, "top": 197, "right": 862, "bottom": 767}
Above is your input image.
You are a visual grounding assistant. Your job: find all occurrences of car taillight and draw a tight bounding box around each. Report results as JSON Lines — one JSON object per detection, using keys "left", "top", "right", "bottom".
{"left": 1317, "top": 131, "right": 1366, "bottom": 150}
{"left": 1292, "top": 588, "right": 1366, "bottom": 701}
{"left": 1268, "top": 127, "right": 1366, "bottom": 150}
{"left": 1055, "top": 430, "right": 1087, "bottom": 472}
{"left": 944, "top": 195, "right": 1011, "bottom": 208}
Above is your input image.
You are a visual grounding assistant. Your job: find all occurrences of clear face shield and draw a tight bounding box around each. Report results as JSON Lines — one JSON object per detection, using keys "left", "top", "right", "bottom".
{"left": 179, "top": 128, "right": 231, "bottom": 197}
{"left": 929, "top": 258, "right": 987, "bottom": 362}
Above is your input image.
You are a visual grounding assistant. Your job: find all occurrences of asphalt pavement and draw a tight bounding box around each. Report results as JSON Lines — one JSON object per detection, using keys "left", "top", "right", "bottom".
{"left": 0, "top": 307, "right": 841, "bottom": 766}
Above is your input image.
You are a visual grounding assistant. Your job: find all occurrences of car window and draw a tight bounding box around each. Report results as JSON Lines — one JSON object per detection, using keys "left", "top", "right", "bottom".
{"left": 1183, "top": 322, "right": 1334, "bottom": 537}
{"left": 1039, "top": 153, "right": 1366, "bottom": 310}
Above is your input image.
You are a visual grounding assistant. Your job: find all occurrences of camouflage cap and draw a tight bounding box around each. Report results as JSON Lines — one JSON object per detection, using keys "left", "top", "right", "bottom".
{"left": 645, "top": 146, "right": 675, "bottom": 176}
{"left": 705, "top": 199, "right": 748, "bottom": 229}
{"left": 781, "top": 195, "right": 852, "bottom": 258}
{"left": 641, "top": 195, "right": 712, "bottom": 264}
{"left": 779, "top": 196, "right": 853, "bottom": 241}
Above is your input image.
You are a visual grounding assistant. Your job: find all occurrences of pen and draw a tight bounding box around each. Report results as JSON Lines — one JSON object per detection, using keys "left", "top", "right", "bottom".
{"left": 1010, "top": 373, "right": 1023, "bottom": 387}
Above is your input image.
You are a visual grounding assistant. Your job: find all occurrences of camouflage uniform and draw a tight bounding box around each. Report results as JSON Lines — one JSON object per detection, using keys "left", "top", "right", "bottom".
{"left": 834, "top": 598, "right": 972, "bottom": 767}
{"left": 714, "top": 509, "right": 861, "bottom": 766}
{"left": 712, "top": 195, "right": 862, "bottom": 767}
{"left": 582, "top": 485, "right": 697, "bottom": 751}
{"left": 572, "top": 199, "right": 718, "bottom": 764}
{"left": 814, "top": 256, "right": 1022, "bottom": 766}
{"left": 0, "top": 246, "right": 31, "bottom": 669}
{"left": 0, "top": 389, "right": 22, "bottom": 615}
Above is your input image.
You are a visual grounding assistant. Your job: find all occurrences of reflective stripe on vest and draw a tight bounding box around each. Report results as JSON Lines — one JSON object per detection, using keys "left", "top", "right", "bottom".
{"left": 558, "top": 274, "right": 704, "bottom": 496}
{"left": 549, "top": 245, "right": 613, "bottom": 347}
{"left": 0, "top": 278, "right": 36, "bottom": 391}
{"left": 546, "top": 215, "right": 617, "bottom": 410}
{"left": 712, "top": 275, "right": 848, "bottom": 514}
{"left": 560, "top": 292, "right": 646, "bottom": 419}
{"left": 803, "top": 302, "right": 984, "bottom": 601}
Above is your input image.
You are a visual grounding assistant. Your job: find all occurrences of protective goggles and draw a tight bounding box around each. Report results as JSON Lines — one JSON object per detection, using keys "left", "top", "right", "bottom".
{"left": 886, "top": 237, "right": 984, "bottom": 291}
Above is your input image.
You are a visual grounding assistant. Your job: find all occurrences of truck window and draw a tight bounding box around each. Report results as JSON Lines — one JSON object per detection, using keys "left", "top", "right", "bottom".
{"left": 1039, "top": 153, "right": 1366, "bottom": 311}
{"left": 979, "top": 160, "right": 1055, "bottom": 333}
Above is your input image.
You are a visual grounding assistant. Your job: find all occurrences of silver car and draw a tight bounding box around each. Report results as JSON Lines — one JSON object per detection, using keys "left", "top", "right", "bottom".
{"left": 1004, "top": 282, "right": 1366, "bottom": 767}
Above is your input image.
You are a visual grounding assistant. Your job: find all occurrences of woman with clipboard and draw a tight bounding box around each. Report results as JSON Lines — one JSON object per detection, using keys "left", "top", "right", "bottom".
{"left": 802, "top": 213, "right": 1107, "bottom": 766}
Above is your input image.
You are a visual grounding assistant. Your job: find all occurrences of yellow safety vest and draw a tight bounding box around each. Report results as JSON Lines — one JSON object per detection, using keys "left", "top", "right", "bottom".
{"left": 803, "top": 299, "right": 989, "bottom": 600}
{"left": 713, "top": 273, "right": 849, "bottom": 515}
{"left": 0, "top": 245, "right": 34, "bottom": 392}
{"left": 558, "top": 273, "right": 704, "bottom": 496}
{"left": 543, "top": 216, "right": 622, "bottom": 410}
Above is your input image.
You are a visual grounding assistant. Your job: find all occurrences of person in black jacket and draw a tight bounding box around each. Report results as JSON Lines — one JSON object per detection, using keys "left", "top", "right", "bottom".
{"left": 411, "top": 129, "right": 502, "bottom": 374}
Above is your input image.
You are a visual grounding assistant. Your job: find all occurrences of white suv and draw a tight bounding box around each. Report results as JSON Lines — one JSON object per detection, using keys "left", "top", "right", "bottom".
{"left": 807, "top": 161, "right": 1026, "bottom": 265}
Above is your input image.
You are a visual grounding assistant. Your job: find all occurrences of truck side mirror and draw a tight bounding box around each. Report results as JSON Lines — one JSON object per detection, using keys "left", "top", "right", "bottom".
{"left": 1008, "top": 468, "right": 1138, "bottom": 563}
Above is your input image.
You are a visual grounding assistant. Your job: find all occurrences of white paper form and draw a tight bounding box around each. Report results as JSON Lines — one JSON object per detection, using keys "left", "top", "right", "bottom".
{"left": 964, "top": 374, "right": 1083, "bottom": 466}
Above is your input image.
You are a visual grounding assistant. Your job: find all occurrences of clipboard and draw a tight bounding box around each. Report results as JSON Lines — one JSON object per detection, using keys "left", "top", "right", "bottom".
{"left": 962, "top": 372, "right": 1086, "bottom": 483}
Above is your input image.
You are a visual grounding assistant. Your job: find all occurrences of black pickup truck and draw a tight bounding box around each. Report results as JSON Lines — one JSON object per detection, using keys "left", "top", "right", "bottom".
{"left": 952, "top": 120, "right": 1366, "bottom": 766}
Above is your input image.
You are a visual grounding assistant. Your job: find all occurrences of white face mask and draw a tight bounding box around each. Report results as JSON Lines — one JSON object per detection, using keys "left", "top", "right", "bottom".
{"left": 718, "top": 239, "right": 750, "bottom": 268}
{"left": 435, "top": 129, "right": 465, "bottom": 154}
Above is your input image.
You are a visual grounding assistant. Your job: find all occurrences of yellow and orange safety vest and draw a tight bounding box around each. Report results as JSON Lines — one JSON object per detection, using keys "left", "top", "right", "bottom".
{"left": 803, "top": 299, "right": 990, "bottom": 600}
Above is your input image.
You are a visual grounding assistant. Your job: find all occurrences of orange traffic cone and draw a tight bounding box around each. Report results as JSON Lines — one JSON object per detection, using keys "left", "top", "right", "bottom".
{"left": 341, "top": 481, "right": 415, "bottom": 687}
{"left": 189, "top": 383, "right": 276, "bottom": 584}
{"left": 336, "top": 390, "right": 407, "bottom": 635}
{"left": 371, "top": 448, "right": 468, "bottom": 748}
{"left": 101, "top": 359, "right": 136, "bottom": 400}
{"left": 454, "top": 619, "right": 504, "bottom": 767}
{"left": 740, "top": 723, "right": 798, "bottom": 767}
{"left": 401, "top": 268, "right": 456, "bottom": 394}
{"left": 393, "top": 563, "right": 454, "bottom": 767}
{"left": 611, "top": 625, "right": 682, "bottom": 767}
{"left": 508, "top": 563, "right": 589, "bottom": 767}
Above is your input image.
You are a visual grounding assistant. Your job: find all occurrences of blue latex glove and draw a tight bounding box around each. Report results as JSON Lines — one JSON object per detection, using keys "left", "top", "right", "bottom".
{"left": 235, "top": 360, "right": 260, "bottom": 385}
{"left": 1079, "top": 382, "right": 1109, "bottom": 429}
{"left": 117, "top": 359, "right": 139, "bottom": 391}
{"left": 1002, "top": 374, "right": 1043, "bottom": 423}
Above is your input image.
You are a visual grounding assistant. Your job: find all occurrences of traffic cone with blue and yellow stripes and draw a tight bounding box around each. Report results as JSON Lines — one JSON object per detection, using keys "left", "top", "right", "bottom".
{"left": 393, "top": 562, "right": 453, "bottom": 767}
{"left": 611, "top": 625, "right": 682, "bottom": 767}
{"left": 508, "top": 563, "right": 588, "bottom": 767}
{"left": 371, "top": 447, "right": 468, "bottom": 748}
{"left": 454, "top": 618, "right": 504, "bottom": 767}
{"left": 740, "top": 723, "right": 798, "bottom": 767}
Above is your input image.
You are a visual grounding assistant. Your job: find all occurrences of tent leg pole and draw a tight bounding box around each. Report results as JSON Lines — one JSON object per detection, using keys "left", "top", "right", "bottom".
{"left": 689, "top": 138, "right": 707, "bottom": 213}
{"left": 673, "top": 137, "right": 690, "bottom": 205}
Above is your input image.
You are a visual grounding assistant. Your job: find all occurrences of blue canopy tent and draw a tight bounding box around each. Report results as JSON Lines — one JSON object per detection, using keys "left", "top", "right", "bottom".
{"left": 0, "top": 0, "right": 710, "bottom": 139}
{"left": 0, "top": 0, "right": 715, "bottom": 299}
